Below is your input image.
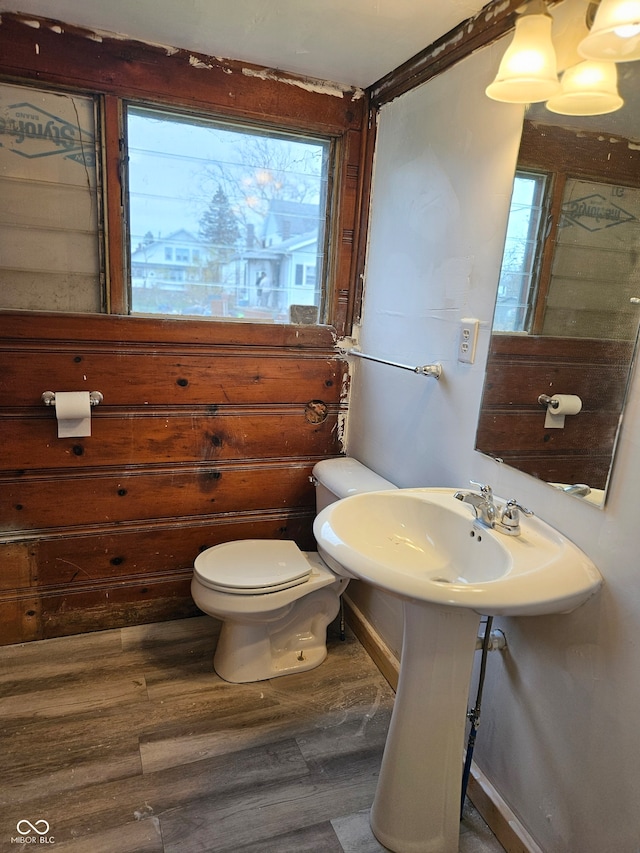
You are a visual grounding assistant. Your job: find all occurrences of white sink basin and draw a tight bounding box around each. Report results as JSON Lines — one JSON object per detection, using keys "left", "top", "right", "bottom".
{"left": 314, "top": 488, "right": 602, "bottom": 616}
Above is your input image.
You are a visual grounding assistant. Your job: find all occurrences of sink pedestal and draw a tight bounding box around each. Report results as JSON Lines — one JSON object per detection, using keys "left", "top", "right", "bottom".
{"left": 370, "top": 600, "right": 481, "bottom": 853}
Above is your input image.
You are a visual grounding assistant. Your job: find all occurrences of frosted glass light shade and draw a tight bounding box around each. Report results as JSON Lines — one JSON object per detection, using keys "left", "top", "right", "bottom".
{"left": 546, "top": 60, "right": 624, "bottom": 115}
{"left": 486, "top": 14, "right": 560, "bottom": 103}
{"left": 579, "top": 0, "right": 640, "bottom": 61}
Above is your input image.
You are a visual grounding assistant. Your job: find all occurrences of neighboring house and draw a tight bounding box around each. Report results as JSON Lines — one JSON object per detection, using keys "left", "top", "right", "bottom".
{"left": 130, "top": 205, "right": 322, "bottom": 317}
{"left": 238, "top": 200, "right": 321, "bottom": 315}
{"left": 130, "top": 228, "right": 228, "bottom": 314}
{"left": 130, "top": 229, "right": 205, "bottom": 291}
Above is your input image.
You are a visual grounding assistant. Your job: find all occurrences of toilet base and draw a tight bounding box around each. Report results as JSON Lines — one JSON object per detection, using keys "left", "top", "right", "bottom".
{"left": 213, "top": 584, "right": 343, "bottom": 682}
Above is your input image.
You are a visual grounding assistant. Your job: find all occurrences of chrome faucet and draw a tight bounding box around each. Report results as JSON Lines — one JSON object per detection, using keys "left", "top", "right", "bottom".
{"left": 454, "top": 482, "right": 497, "bottom": 528}
{"left": 454, "top": 482, "right": 533, "bottom": 536}
{"left": 561, "top": 483, "right": 591, "bottom": 497}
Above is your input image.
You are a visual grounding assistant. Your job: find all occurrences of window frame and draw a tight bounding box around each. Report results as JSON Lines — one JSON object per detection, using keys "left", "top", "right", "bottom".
{"left": 0, "top": 13, "right": 366, "bottom": 337}
{"left": 114, "top": 99, "right": 345, "bottom": 328}
{"left": 116, "top": 98, "right": 342, "bottom": 326}
{"left": 122, "top": 100, "right": 335, "bottom": 323}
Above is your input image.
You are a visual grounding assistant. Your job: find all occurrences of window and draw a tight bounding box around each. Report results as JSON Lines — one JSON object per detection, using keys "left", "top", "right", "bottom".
{"left": 294, "top": 262, "right": 316, "bottom": 287}
{"left": 493, "top": 171, "right": 547, "bottom": 333}
{"left": 0, "top": 59, "right": 354, "bottom": 330}
{"left": 126, "top": 105, "right": 331, "bottom": 322}
{"left": 0, "top": 81, "right": 103, "bottom": 312}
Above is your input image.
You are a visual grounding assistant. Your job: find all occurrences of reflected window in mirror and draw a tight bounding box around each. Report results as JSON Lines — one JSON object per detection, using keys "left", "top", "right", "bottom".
{"left": 495, "top": 126, "right": 640, "bottom": 339}
{"left": 495, "top": 170, "right": 548, "bottom": 333}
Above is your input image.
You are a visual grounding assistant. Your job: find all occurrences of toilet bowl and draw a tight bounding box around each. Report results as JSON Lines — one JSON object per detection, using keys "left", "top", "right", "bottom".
{"left": 191, "top": 457, "right": 396, "bottom": 683}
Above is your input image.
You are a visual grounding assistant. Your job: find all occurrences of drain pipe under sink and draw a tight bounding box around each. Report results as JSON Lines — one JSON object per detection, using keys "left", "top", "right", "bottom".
{"left": 461, "top": 617, "right": 506, "bottom": 816}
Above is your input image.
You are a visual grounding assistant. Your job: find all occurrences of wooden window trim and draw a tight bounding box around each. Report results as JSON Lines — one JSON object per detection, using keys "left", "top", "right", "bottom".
{"left": 103, "top": 94, "right": 126, "bottom": 315}
{"left": 0, "top": 12, "right": 366, "bottom": 339}
{"left": 518, "top": 120, "right": 640, "bottom": 188}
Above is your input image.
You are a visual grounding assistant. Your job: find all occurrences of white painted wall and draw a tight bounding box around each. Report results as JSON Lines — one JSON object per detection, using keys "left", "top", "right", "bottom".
{"left": 345, "top": 42, "right": 640, "bottom": 853}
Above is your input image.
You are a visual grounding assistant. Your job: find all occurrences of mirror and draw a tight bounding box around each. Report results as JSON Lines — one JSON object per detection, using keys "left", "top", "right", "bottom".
{"left": 475, "top": 62, "right": 640, "bottom": 507}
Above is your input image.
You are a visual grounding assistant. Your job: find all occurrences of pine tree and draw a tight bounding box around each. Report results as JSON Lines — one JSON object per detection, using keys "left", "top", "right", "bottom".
{"left": 200, "top": 186, "right": 239, "bottom": 255}
{"left": 198, "top": 186, "right": 240, "bottom": 284}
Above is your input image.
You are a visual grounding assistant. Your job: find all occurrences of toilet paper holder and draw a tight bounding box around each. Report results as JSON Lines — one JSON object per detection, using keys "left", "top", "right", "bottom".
{"left": 42, "top": 390, "right": 104, "bottom": 407}
{"left": 537, "top": 394, "right": 559, "bottom": 409}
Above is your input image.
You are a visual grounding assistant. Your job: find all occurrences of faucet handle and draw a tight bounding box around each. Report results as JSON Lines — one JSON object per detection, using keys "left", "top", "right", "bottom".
{"left": 497, "top": 499, "right": 534, "bottom": 535}
{"left": 470, "top": 481, "right": 493, "bottom": 499}
{"left": 504, "top": 498, "right": 533, "bottom": 518}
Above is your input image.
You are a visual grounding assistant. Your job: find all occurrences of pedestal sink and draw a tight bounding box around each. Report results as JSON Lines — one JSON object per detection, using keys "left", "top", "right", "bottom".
{"left": 314, "top": 488, "right": 602, "bottom": 853}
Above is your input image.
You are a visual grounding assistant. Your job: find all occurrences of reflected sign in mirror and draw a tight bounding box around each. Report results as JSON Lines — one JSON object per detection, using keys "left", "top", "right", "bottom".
{"left": 475, "top": 65, "right": 640, "bottom": 507}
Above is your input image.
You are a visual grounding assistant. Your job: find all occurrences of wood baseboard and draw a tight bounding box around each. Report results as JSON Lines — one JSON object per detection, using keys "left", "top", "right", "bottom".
{"left": 343, "top": 595, "right": 542, "bottom": 853}
{"left": 343, "top": 595, "right": 400, "bottom": 689}
{"left": 468, "top": 764, "right": 544, "bottom": 853}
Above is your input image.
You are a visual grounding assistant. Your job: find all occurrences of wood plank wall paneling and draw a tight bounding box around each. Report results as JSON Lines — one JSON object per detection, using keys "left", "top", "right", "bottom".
{"left": 0, "top": 13, "right": 364, "bottom": 645}
{"left": 476, "top": 335, "right": 634, "bottom": 489}
{"left": 0, "top": 514, "right": 316, "bottom": 643}
{"left": 0, "top": 312, "right": 346, "bottom": 645}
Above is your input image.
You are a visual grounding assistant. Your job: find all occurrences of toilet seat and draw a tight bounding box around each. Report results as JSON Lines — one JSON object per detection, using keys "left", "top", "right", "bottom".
{"left": 193, "top": 540, "right": 312, "bottom": 595}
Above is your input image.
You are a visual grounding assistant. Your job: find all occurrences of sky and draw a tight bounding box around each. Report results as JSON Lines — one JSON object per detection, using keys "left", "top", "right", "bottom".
{"left": 126, "top": 108, "right": 328, "bottom": 245}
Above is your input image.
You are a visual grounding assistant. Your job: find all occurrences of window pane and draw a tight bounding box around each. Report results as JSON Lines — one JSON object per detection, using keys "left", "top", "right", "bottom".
{"left": 493, "top": 171, "right": 547, "bottom": 333}
{"left": 0, "top": 82, "right": 102, "bottom": 312}
{"left": 126, "top": 106, "right": 330, "bottom": 323}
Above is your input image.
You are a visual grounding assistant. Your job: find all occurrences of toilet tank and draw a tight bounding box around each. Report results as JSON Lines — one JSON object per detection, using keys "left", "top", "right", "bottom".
{"left": 312, "top": 456, "right": 397, "bottom": 513}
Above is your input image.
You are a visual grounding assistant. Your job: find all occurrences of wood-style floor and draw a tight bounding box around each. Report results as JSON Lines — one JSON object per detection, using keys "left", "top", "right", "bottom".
{"left": 0, "top": 615, "right": 505, "bottom": 852}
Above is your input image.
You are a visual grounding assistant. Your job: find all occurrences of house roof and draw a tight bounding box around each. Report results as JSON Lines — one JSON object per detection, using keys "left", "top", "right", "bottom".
{"left": 263, "top": 201, "right": 320, "bottom": 243}
{"left": 130, "top": 229, "right": 201, "bottom": 261}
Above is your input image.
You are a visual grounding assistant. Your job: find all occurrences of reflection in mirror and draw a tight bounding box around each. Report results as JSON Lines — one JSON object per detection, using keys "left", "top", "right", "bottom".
{"left": 476, "top": 63, "right": 640, "bottom": 508}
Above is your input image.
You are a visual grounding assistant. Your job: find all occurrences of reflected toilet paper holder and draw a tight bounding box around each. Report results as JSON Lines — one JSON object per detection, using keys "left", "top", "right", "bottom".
{"left": 537, "top": 393, "right": 582, "bottom": 428}
{"left": 42, "top": 390, "right": 104, "bottom": 406}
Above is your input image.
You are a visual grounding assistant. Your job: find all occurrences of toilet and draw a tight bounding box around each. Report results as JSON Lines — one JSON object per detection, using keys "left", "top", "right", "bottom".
{"left": 191, "top": 457, "right": 396, "bottom": 683}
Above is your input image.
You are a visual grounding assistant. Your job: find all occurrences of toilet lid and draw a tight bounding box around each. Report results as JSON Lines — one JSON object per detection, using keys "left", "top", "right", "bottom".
{"left": 194, "top": 540, "right": 312, "bottom": 594}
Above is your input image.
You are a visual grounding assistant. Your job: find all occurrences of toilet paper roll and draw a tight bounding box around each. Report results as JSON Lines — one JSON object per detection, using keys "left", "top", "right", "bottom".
{"left": 544, "top": 394, "right": 583, "bottom": 428}
{"left": 549, "top": 394, "right": 582, "bottom": 415}
{"left": 55, "top": 391, "right": 92, "bottom": 438}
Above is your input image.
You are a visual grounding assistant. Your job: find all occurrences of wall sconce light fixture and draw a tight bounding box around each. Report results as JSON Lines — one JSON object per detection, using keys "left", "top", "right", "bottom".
{"left": 546, "top": 59, "right": 624, "bottom": 114}
{"left": 579, "top": 0, "right": 640, "bottom": 62}
{"left": 485, "top": 0, "right": 560, "bottom": 103}
{"left": 486, "top": 0, "right": 628, "bottom": 115}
